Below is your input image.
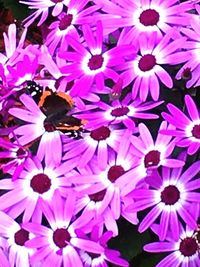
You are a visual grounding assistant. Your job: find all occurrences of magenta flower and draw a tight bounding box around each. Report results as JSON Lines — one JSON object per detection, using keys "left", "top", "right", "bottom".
{"left": 20, "top": 0, "right": 73, "bottom": 27}
{"left": 23, "top": 191, "right": 104, "bottom": 267}
{"left": 144, "top": 205, "right": 200, "bottom": 267}
{"left": 63, "top": 125, "right": 126, "bottom": 170}
{"left": 130, "top": 122, "right": 184, "bottom": 171}
{"left": 45, "top": 1, "right": 99, "bottom": 54}
{"left": 65, "top": 131, "right": 138, "bottom": 235}
{"left": 0, "top": 156, "right": 77, "bottom": 222}
{"left": 78, "top": 226, "right": 128, "bottom": 267}
{"left": 76, "top": 94, "right": 163, "bottom": 129}
{"left": 161, "top": 95, "right": 200, "bottom": 155}
{"left": 0, "top": 210, "right": 34, "bottom": 267}
{"left": 119, "top": 31, "right": 191, "bottom": 101}
{"left": 94, "top": 0, "right": 193, "bottom": 40}
{"left": 127, "top": 159, "right": 200, "bottom": 241}
{"left": 59, "top": 21, "right": 136, "bottom": 97}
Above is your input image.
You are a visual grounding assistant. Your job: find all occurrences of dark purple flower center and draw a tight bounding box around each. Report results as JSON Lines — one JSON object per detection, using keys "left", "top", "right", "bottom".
{"left": 88, "top": 55, "right": 104, "bottom": 70}
{"left": 16, "top": 147, "right": 27, "bottom": 159}
{"left": 89, "top": 189, "right": 106, "bottom": 202}
{"left": 139, "top": 9, "right": 160, "bottom": 26}
{"left": 192, "top": 125, "right": 200, "bottom": 139}
{"left": 144, "top": 150, "right": 160, "bottom": 168}
{"left": 53, "top": 228, "right": 71, "bottom": 248}
{"left": 30, "top": 173, "right": 51, "bottom": 194}
{"left": 108, "top": 165, "right": 125, "bottom": 183}
{"left": 182, "top": 67, "right": 192, "bottom": 80}
{"left": 161, "top": 185, "right": 180, "bottom": 205}
{"left": 14, "top": 228, "right": 29, "bottom": 246}
{"left": 111, "top": 106, "right": 129, "bottom": 117}
{"left": 179, "top": 237, "right": 198, "bottom": 256}
{"left": 59, "top": 14, "right": 73, "bottom": 31}
{"left": 90, "top": 126, "right": 111, "bottom": 141}
{"left": 138, "top": 54, "right": 156, "bottom": 72}
{"left": 88, "top": 252, "right": 100, "bottom": 259}
{"left": 44, "top": 121, "right": 56, "bottom": 132}
{"left": 51, "top": 0, "right": 63, "bottom": 3}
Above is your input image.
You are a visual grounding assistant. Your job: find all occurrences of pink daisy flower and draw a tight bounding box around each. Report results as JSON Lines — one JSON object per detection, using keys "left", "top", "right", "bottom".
{"left": 45, "top": 1, "right": 99, "bottom": 54}
{"left": 119, "top": 122, "right": 185, "bottom": 197}
{"left": 0, "top": 155, "right": 77, "bottom": 222}
{"left": 23, "top": 190, "right": 104, "bottom": 267}
{"left": 20, "top": 0, "right": 72, "bottom": 27}
{"left": 0, "top": 210, "right": 35, "bottom": 267}
{"left": 59, "top": 21, "right": 136, "bottom": 97}
{"left": 65, "top": 131, "right": 138, "bottom": 235}
{"left": 77, "top": 94, "right": 163, "bottom": 129}
{"left": 127, "top": 160, "right": 200, "bottom": 241}
{"left": 63, "top": 125, "right": 127, "bottom": 170}
{"left": 119, "top": 31, "right": 191, "bottom": 101}
{"left": 144, "top": 205, "right": 200, "bottom": 267}
{"left": 161, "top": 95, "right": 200, "bottom": 155}
{"left": 94, "top": 0, "right": 193, "bottom": 41}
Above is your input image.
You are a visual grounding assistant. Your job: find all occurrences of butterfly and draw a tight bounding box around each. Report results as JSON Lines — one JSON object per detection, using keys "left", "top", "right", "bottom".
{"left": 26, "top": 81, "right": 86, "bottom": 138}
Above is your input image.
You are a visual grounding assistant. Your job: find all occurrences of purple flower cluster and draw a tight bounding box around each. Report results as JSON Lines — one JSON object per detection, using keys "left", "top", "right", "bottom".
{"left": 0, "top": 0, "right": 200, "bottom": 266}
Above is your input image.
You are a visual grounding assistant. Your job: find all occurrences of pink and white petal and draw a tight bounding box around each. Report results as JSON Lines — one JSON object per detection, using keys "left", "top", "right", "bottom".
{"left": 71, "top": 238, "right": 104, "bottom": 254}
{"left": 0, "top": 248, "right": 10, "bottom": 267}
{"left": 22, "top": 222, "right": 50, "bottom": 236}
{"left": 155, "top": 65, "right": 173, "bottom": 88}
{"left": 20, "top": 94, "right": 41, "bottom": 114}
{"left": 162, "top": 159, "right": 185, "bottom": 168}
{"left": 139, "top": 123, "right": 154, "bottom": 148}
{"left": 110, "top": 187, "right": 121, "bottom": 219}
{"left": 23, "top": 198, "right": 37, "bottom": 222}
{"left": 185, "top": 95, "right": 200, "bottom": 121}
{"left": 42, "top": 251, "right": 62, "bottom": 267}
{"left": 25, "top": 236, "right": 50, "bottom": 248}
{"left": 139, "top": 77, "right": 149, "bottom": 102}
{"left": 30, "top": 246, "right": 52, "bottom": 265}
{"left": 178, "top": 206, "right": 197, "bottom": 230}
{"left": 104, "top": 208, "right": 118, "bottom": 236}
{"left": 52, "top": 2, "right": 63, "bottom": 16}
{"left": 97, "top": 187, "right": 114, "bottom": 216}
{"left": 71, "top": 75, "right": 94, "bottom": 96}
{"left": 79, "top": 145, "right": 96, "bottom": 168}
{"left": 187, "top": 142, "right": 200, "bottom": 155}
{"left": 64, "top": 246, "right": 83, "bottom": 267}
{"left": 51, "top": 131, "right": 62, "bottom": 166}
{"left": 82, "top": 24, "right": 96, "bottom": 51}
{"left": 95, "top": 72, "right": 105, "bottom": 91}
{"left": 132, "top": 76, "right": 141, "bottom": 99}
{"left": 8, "top": 108, "right": 41, "bottom": 123}
{"left": 179, "top": 160, "right": 200, "bottom": 184}
{"left": 0, "top": 189, "right": 26, "bottom": 210}
{"left": 159, "top": 210, "right": 170, "bottom": 241}
{"left": 52, "top": 190, "right": 64, "bottom": 223}
{"left": 97, "top": 141, "right": 108, "bottom": 170}
{"left": 64, "top": 192, "right": 76, "bottom": 227}
{"left": 150, "top": 74, "right": 160, "bottom": 101}
{"left": 139, "top": 204, "right": 164, "bottom": 233}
